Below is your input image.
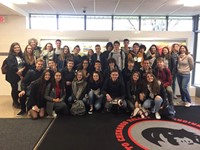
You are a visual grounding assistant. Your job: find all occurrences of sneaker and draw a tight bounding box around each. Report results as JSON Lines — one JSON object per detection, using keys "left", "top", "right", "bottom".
{"left": 155, "top": 112, "right": 161, "bottom": 119}
{"left": 185, "top": 102, "right": 191, "bottom": 107}
{"left": 52, "top": 111, "right": 57, "bottom": 118}
{"left": 17, "top": 110, "right": 26, "bottom": 116}
{"left": 88, "top": 109, "right": 93, "bottom": 115}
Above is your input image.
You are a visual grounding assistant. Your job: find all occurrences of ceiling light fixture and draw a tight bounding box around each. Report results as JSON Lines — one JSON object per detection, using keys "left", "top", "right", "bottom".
{"left": 178, "top": 0, "right": 200, "bottom": 7}
{"left": 6, "top": 0, "right": 32, "bottom": 4}
{"left": 12, "top": 0, "right": 28, "bottom": 4}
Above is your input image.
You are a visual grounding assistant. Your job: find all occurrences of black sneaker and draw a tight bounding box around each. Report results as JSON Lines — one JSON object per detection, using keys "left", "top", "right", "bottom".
{"left": 17, "top": 110, "right": 26, "bottom": 116}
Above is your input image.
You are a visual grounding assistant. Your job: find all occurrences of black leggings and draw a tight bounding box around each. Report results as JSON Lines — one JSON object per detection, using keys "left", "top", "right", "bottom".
{"left": 10, "top": 83, "right": 19, "bottom": 105}
{"left": 10, "top": 83, "right": 26, "bottom": 110}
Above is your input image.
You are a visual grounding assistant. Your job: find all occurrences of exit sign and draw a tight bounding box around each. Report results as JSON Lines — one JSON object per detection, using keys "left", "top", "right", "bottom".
{"left": 0, "top": 16, "right": 5, "bottom": 23}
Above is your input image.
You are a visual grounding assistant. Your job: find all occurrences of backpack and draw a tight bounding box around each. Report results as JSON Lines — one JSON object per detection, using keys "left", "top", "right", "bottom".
{"left": 1, "top": 58, "right": 8, "bottom": 74}
{"left": 160, "top": 104, "right": 176, "bottom": 119}
{"left": 70, "top": 100, "right": 86, "bottom": 116}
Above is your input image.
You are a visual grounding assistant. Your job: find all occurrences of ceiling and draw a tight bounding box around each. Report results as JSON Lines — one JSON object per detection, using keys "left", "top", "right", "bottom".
{"left": 0, "top": 0, "right": 200, "bottom": 16}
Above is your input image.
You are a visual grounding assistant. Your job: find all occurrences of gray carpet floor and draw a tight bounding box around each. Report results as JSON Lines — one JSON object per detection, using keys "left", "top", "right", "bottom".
{"left": 0, "top": 118, "right": 53, "bottom": 150}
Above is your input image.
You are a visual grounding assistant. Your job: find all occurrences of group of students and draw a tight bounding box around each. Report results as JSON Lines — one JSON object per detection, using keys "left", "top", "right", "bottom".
{"left": 4, "top": 38, "right": 194, "bottom": 120}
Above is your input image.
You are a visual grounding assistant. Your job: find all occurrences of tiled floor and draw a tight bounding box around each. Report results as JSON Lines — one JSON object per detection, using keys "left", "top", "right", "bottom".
{"left": 0, "top": 96, "right": 30, "bottom": 118}
{"left": 0, "top": 95, "right": 200, "bottom": 118}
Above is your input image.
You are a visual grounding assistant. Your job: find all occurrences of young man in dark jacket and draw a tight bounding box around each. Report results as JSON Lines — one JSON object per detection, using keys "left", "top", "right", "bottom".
{"left": 102, "top": 69, "right": 127, "bottom": 112}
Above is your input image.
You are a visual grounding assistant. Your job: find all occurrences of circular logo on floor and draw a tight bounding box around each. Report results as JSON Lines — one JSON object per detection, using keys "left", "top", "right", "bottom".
{"left": 115, "top": 118, "right": 200, "bottom": 150}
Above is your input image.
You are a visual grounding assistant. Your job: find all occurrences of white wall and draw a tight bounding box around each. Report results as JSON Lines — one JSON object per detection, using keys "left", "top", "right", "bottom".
{"left": 0, "top": 16, "right": 195, "bottom": 95}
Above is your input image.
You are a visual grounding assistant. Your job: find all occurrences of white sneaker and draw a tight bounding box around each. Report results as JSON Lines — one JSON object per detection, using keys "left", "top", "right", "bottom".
{"left": 185, "top": 102, "right": 191, "bottom": 107}
{"left": 52, "top": 111, "right": 57, "bottom": 118}
{"left": 155, "top": 112, "right": 161, "bottom": 119}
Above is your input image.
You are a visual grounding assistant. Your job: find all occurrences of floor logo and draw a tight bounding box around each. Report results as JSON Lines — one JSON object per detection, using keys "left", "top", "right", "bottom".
{"left": 115, "top": 118, "right": 200, "bottom": 150}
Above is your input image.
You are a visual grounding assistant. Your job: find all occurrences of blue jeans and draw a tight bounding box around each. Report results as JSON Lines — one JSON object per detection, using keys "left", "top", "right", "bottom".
{"left": 166, "top": 86, "right": 173, "bottom": 105}
{"left": 68, "top": 96, "right": 88, "bottom": 105}
{"left": 88, "top": 90, "right": 103, "bottom": 110}
{"left": 177, "top": 73, "right": 191, "bottom": 103}
{"left": 142, "top": 97, "right": 163, "bottom": 113}
{"left": 172, "top": 73, "right": 177, "bottom": 95}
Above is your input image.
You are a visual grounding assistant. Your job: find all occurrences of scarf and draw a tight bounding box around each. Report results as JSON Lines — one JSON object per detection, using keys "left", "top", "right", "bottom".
{"left": 72, "top": 80, "right": 87, "bottom": 100}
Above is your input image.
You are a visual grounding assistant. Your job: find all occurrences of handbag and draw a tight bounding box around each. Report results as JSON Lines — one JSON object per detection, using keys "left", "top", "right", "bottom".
{"left": 1, "top": 58, "right": 8, "bottom": 74}
{"left": 70, "top": 100, "right": 86, "bottom": 115}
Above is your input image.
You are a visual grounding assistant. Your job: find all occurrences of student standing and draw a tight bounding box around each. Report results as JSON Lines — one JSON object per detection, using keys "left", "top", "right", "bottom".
{"left": 6, "top": 42, "right": 26, "bottom": 108}
{"left": 177, "top": 45, "right": 194, "bottom": 107}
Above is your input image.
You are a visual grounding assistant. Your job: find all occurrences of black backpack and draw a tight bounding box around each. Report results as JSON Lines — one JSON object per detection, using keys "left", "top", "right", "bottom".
{"left": 160, "top": 99, "right": 176, "bottom": 120}
{"left": 1, "top": 58, "right": 8, "bottom": 74}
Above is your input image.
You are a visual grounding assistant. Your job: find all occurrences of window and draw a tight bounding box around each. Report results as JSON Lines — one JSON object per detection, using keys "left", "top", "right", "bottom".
{"left": 86, "top": 16, "right": 112, "bottom": 30}
{"left": 141, "top": 16, "right": 166, "bottom": 31}
{"left": 194, "top": 63, "right": 200, "bottom": 86}
{"left": 198, "top": 17, "right": 200, "bottom": 30}
{"left": 30, "top": 15, "right": 57, "bottom": 30}
{"left": 113, "top": 16, "right": 139, "bottom": 30}
{"left": 58, "top": 15, "right": 84, "bottom": 30}
{"left": 196, "top": 33, "right": 200, "bottom": 62}
{"left": 168, "top": 17, "right": 192, "bottom": 31}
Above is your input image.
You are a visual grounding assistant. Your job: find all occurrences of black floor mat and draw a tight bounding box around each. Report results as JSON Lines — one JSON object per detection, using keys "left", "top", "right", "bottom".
{"left": 38, "top": 106, "right": 200, "bottom": 150}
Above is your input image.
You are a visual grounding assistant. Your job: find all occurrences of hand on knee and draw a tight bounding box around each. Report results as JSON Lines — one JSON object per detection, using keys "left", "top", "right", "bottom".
{"left": 155, "top": 96, "right": 162, "bottom": 102}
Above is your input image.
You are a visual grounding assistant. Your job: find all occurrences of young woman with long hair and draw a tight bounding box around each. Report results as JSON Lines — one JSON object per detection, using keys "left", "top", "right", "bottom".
{"left": 27, "top": 70, "right": 51, "bottom": 119}
{"left": 68, "top": 70, "right": 88, "bottom": 105}
{"left": 177, "top": 45, "right": 194, "bottom": 107}
{"left": 141, "top": 72, "right": 166, "bottom": 119}
{"left": 44, "top": 71, "right": 69, "bottom": 116}
{"left": 24, "top": 44, "right": 36, "bottom": 70}
{"left": 87, "top": 71, "right": 104, "bottom": 114}
{"left": 57, "top": 45, "right": 73, "bottom": 71}
{"left": 127, "top": 71, "right": 142, "bottom": 114}
{"left": 6, "top": 42, "right": 26, "bottom": 108}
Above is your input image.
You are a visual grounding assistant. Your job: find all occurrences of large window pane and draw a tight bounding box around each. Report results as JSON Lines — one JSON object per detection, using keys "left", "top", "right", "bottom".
{"left": 113, "top": 16, "right": 139, "bottom": 31}
{"left": 194, "top": 63, "right": 200, "bottom": 86}
{"left": 168, "top": 17, "right": 192, "bottom": 31}
{"left": 86, "top": 16, "right": 112, "bottom": 30}
{"left": 199, "top": 17, "right": 200, "bottom": 30}
{"left": 30, "top": 15, "right": 57, "bottom": 30}
{"left": 196, "top": 33, "right": 200, "bottom": 61}
{"left": 141, "top": 16, "right": 166, "bottom": 31}
{"left": 59, "top": 15, "right": 84, "bottom": 30}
